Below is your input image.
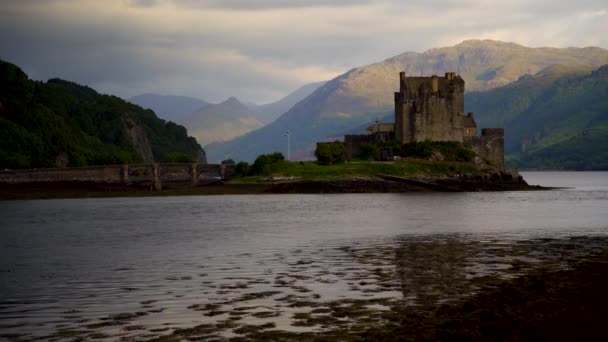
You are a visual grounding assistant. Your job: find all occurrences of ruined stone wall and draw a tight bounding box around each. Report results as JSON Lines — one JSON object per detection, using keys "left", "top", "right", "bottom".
{"left": 470, "top": 128, "right": 505, "bottom": 168}
{"left": 344, "top": 132, "right": 394, "bottom": 159}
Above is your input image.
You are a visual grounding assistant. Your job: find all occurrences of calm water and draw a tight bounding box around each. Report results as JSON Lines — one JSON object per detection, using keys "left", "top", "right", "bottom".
{"left": 1, "top": 171, "right": 607, "bottom": 340}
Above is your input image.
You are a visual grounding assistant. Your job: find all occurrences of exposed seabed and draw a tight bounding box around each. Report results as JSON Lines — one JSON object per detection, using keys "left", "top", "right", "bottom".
{"left": 3, "top": 235, "right": 607, "bottom": 341}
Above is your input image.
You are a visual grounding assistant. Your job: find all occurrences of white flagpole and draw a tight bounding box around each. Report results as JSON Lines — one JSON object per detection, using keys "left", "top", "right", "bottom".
{"left": 286, "top": 130, "right": 291, "bottom": 161}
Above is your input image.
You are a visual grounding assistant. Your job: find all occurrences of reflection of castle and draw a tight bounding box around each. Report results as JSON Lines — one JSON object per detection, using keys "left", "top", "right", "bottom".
{"left": 344, "top": 71, "right": 504, "bottom": 167}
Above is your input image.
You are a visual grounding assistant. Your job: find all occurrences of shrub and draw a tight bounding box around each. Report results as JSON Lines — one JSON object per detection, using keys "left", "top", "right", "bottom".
{"left": 161, "top": 152, "right": 196, "bottom": 163}
{"left": 401, "top": 141, "right": 475, "bottom": 162}
{"left": 250, "top": 152, "right": 285, "bottom": 175}
{"left": 357, "top": 143, "right": 380, "bottom": 160}
{"left": 315, "top": 141, "right": 347, "bottom": 165}
{"left": 381, "top": 139, "right": 403, "bottom": 156}
{"left": 89, "top": 151, "right": 142, "bottom": 165}
{"left": 234, "top": 161, "right": 250, "bottom": 177}
{"left": 221, "top": 158, "right": 235, "bottom": 165}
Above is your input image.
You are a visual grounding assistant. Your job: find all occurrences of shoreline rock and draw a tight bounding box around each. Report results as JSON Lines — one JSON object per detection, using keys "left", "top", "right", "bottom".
{"left": 0, "top": 171, "right": 544, "bottom": 200}
{"left": 267, "top": 171, "right": 542, "bottom": 194}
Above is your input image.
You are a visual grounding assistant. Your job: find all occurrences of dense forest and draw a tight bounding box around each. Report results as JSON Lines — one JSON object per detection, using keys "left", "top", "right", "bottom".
{"left": 0, "top": 60, "right": 205, "bottom": 169}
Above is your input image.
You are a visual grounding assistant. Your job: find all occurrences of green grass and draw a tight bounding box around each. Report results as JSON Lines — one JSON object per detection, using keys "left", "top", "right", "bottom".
{"left": 229, "top": 159, "right": 486, "bottom": 183}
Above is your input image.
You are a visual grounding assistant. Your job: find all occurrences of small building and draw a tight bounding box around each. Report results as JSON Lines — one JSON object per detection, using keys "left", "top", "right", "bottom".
{"left": 463, "top": 112, "right": 477, "bottom": 138}
{"left": 365, "top": 119, "right": 395, "bottom": 135}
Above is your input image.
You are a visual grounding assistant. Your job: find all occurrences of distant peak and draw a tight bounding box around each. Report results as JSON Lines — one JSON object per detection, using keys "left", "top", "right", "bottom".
{"left": 455, "top": 39, "right": 523, "bottom": 48}
{"left": 222, "top": 96, "right": 241, "bottom": 105}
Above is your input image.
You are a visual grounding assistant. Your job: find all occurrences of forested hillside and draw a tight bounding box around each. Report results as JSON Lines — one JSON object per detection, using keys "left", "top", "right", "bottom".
{"left": 466, "top": 64, "right": 608, "bottom": 170}
{"left": 0, "top": 60, "right": 204, "bottom": 169}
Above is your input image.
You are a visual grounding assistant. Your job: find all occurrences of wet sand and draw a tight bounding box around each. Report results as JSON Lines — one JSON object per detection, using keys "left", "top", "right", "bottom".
{"left": 151, "top": 237, "right": 608, "bottom": 341}
{"left": 4, "top": 236, "right": 605, "bottom": 341}
{"left": 363, "top": 255, "right": 608, "bottom": 341}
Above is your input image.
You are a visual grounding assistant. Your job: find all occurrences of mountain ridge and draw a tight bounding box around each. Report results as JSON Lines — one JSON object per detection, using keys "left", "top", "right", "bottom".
{"left": 466, "top": 63, "right": 608, "bottom": 170}
{"left": 180, "top": 97, "right": 264, "bottom": 146}
{"left": 129, "top": 94, "right": 209, "bottom": 122}
{"left": 249, "top": 81, "right": 326, "bottom": 124}
{"left": 206, "top": 40, "right": 608, "bottom": 162}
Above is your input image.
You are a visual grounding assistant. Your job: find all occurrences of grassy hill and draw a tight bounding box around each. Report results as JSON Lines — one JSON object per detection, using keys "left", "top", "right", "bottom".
{"left": 206, "top": 40, "right": 608, "bottom": 162}
{"left": 466, "top": 64, "right": 608, "bottom": 170}
{"left": 0, "top": 60, "right": 204, "bottom": 169}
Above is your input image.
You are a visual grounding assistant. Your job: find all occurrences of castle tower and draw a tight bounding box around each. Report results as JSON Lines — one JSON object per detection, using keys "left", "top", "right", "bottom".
{"left": 394, "top": 72, "right": 465, "bottom": 144}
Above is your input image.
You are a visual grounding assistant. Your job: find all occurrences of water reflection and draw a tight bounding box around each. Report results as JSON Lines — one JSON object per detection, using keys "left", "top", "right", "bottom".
{"left": 393, "top": 235, "right": 608, "bottom": 309}
{"left": 1, "top": 172, "right": 608, "bottom": 340}
{"left": 1, "top": 233, "right": 608, "bottom": 341}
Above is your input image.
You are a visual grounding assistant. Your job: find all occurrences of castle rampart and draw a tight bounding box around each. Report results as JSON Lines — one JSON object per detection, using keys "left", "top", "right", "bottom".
{"left": 469, "top": 128, "right": 505, "bottom": 167}
{"left": 343, "top": 132, "right": 393, "bottom": 159}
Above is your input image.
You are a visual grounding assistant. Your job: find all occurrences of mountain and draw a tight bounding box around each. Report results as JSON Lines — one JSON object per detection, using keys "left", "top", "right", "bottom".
{"left": 247, "top": 81, "right": 326, "bottom": 124}
{"left": 179, "top": 97, "right": 264, "bottom": 146}
{"left": 466, "top": 64, "right": 608, "bottom": 170}
{"left": 206, "top": 40, "right": 608, "bottom": 162}
{"left": 128, "top": 94, "right": 209, "bottom": 122}
{"left": 0, "top": 60, "right": 205, "bottom": 169}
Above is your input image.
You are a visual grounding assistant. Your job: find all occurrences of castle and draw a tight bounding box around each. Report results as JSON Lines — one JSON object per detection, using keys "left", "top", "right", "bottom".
{"left": 343, "top": 71, "right": 504, "bottom": 167}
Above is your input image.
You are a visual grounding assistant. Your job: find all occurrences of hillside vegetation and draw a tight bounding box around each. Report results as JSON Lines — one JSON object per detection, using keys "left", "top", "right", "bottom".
{"left": 231, "top": 142, "right": 488, "bottom": 184}
{"left": 466, "top": 64, "right": 608, "bottom": 170}
{"left": 230, "top": 159, "right": 483, "bottom": 184}
{"left": 206, "top": 40, "right": 608, "bottom": 162}
{"left": 0, "top": 60, "right": 204, "bottom": 169}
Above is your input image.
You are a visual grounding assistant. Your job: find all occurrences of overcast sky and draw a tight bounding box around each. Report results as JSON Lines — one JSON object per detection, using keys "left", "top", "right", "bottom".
{"left": 1, "top": 0, "right": 606, "bottom": 103}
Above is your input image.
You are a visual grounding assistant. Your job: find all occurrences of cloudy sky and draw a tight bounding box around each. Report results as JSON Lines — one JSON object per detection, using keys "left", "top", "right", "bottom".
{"left": 1, "top": 0, "right": 606, "bottom": 103}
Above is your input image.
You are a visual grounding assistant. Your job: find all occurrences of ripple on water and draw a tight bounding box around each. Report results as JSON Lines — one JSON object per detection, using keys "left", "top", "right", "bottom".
{"left": 2, "top": 186, "right": 608, "bottom": 340}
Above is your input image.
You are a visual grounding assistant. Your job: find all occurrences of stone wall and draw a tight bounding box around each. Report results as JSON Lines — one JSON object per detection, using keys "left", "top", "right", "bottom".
{"left": 470, "top": 128, "right": 505, "bottom": 168}
{"left": 344, "top": 132, "right": 394, "bottom": 159}
{"left": 0, "top": 165, "right": 125, "bottom": 184}
{"left": 0, "top": 163, "right": 235, "bottom": 190}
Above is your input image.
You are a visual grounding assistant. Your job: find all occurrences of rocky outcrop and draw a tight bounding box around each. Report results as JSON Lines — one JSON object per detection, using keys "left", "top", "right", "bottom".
{"left": 124, "top": 115, "right": 154, "bottom": 163}
{"left": 433, "top": 169, "right": 537, "bottom": 191}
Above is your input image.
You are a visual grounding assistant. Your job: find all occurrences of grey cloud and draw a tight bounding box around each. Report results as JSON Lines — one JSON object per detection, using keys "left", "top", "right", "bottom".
{"left": 172, "top": 0, "right": 373, "bottom": 10}
{"left": 0, "top": 0, "right": 606, "bottom": 103}
{"left": 127, "top": 0, "right": 160, "bottom": 7}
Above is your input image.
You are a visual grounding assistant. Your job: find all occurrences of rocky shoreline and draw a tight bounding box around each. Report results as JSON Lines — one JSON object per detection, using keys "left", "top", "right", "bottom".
{"left": 267, "top": 170, "right": 542, "bottom": 194}
{"left": 0, "top": 170, "right": 544, "bottom": 200}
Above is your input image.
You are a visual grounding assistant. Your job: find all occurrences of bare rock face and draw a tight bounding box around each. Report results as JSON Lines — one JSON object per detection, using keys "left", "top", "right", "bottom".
{"left": 197, "top": 150, "right": 208, "bottom": 164}
{"left": 124, "top": 115, "right": 154, "bottom": 163}
{"left": 429, "top": 151, "right": 445, "bottom": 161}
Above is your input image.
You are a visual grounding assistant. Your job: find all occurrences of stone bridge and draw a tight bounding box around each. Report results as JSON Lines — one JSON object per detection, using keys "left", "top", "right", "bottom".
{"left": 0, "top": 163, "right": 235, "bottom": 191}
